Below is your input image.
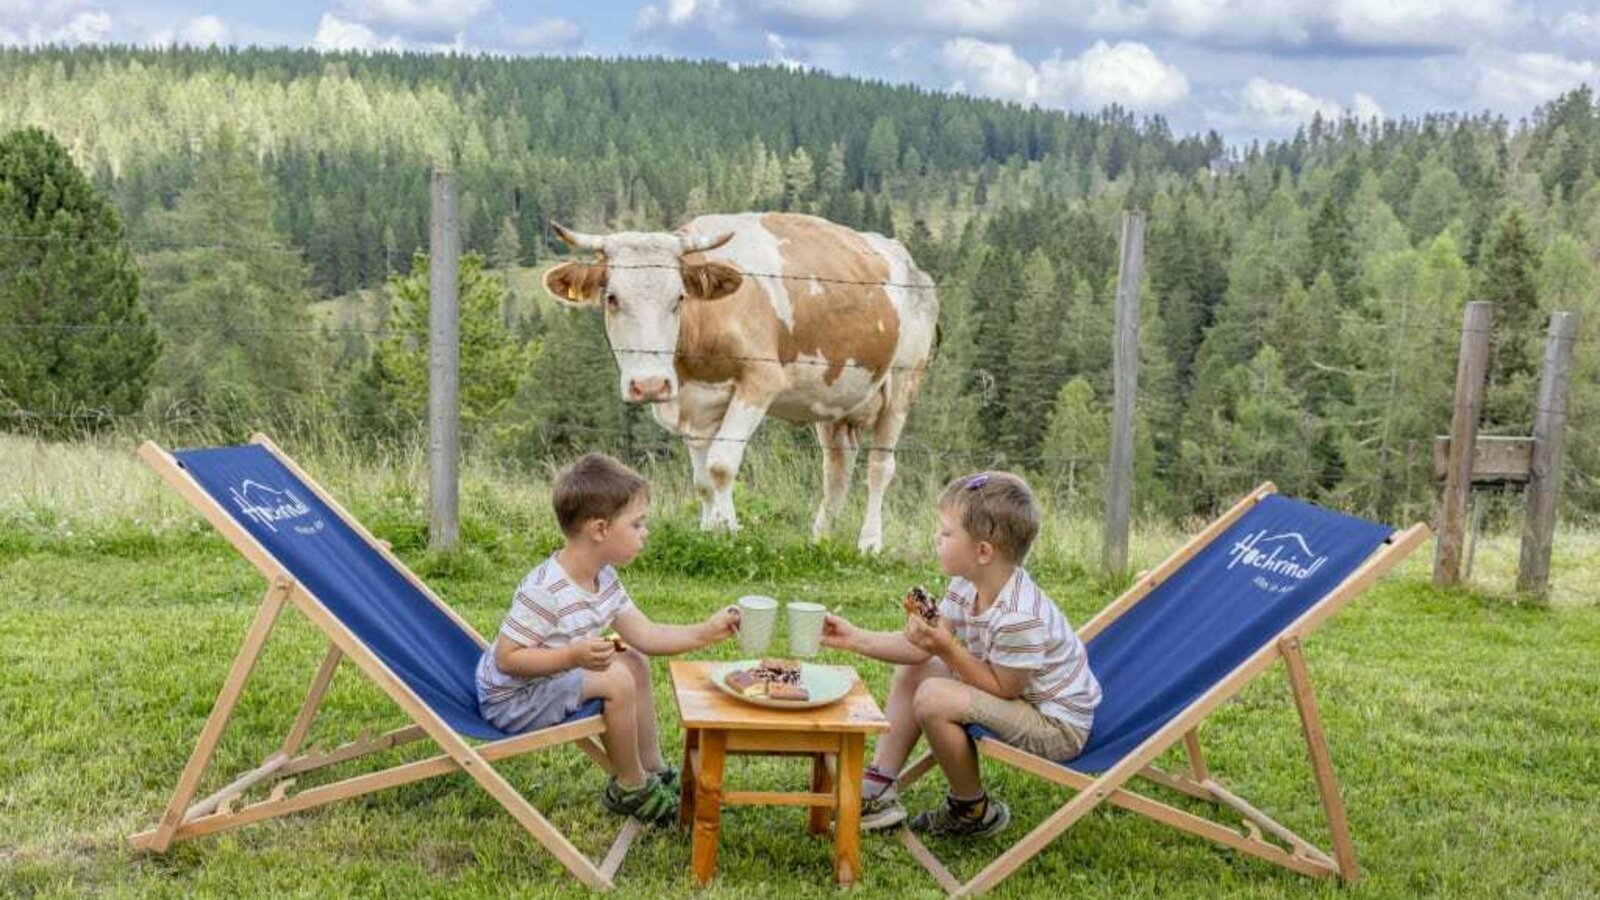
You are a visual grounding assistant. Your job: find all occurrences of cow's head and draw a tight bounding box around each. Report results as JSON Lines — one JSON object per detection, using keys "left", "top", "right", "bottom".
{"left": 542, "top": 222, "right": 741, "bottom": 403}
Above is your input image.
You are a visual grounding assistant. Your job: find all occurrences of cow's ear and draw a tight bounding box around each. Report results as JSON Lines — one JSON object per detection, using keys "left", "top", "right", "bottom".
{"left": 683, "top": 261, "right": 742, "bottom": 302}
{"left": 543, "top": 262, "right": 607, "bottom": 308}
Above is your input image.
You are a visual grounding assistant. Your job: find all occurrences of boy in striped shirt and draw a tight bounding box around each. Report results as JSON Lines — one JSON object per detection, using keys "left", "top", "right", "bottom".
{"left": 476, "top": 453, "right": 740, "bottom": 825}
{"left": 822, "top": 471, "right": 1100, "bottom": 836}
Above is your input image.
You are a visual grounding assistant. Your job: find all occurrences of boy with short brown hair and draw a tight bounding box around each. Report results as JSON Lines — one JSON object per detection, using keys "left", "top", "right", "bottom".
{"left": 476, "top": 453, "right": 740, "bottom": 825}
{"left": 823, "top": 471, "right": 1101, "bottom": 836}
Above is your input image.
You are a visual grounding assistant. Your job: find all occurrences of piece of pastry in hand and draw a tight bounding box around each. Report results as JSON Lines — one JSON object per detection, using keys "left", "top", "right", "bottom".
{"left": 767, "top": 683, "right": 810, "bottom": 702}
{"left": 902, "top": 585, "right": 939, "bottom": 623}
{"left": 602, "top": 630, "right": 627, "bottom": 653}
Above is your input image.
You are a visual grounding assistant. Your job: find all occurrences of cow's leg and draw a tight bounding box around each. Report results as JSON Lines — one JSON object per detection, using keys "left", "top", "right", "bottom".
{"left": 703, "top": 392, "right": 772, "bottom": 532}
{"left": 859, "top": 385, "right": 914, "bottom": 554}
{"left": 685, "top": 436, "right": 717, "bottom": 529}
{"left": 811, "top": 421, "right": 859, "bottom": 543}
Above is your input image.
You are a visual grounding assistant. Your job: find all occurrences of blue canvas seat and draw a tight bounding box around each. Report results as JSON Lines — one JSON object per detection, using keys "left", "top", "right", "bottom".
{"left": 897, "top": 486, "right": 1429, "bottom": 896}
{"left": 129, "top": 437, "right": 633, "bottom": 892}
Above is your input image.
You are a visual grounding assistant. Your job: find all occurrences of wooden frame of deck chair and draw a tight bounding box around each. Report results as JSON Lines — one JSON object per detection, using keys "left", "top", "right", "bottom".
{"left": 895, "top": 483, "right": 1432, "bottom": 896}
{"left": 126, "top": 434, "right": 640, "bottom": 891}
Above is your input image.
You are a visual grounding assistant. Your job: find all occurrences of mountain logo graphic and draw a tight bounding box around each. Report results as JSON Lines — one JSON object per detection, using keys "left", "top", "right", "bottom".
{"left": 1226, "top": 529, "right": 1328, "bottom": 591}
{"left": 228, "top": 480, "right": 314, "bottom": 533}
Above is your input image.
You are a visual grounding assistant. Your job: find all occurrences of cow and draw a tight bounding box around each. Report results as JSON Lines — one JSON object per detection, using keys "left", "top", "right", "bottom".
{"left": 541, "top": 213, "right": 939, "bottom": 553}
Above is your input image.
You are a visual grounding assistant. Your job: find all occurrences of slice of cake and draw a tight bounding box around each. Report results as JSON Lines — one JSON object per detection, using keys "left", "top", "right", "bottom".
{"left": 767, "top": 683, "right": 810, "bottom": 702}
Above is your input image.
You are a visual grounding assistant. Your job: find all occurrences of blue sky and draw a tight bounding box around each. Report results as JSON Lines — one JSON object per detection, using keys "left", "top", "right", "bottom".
{"left": 5, "top": 0, "right": 1599, "bottom": 144}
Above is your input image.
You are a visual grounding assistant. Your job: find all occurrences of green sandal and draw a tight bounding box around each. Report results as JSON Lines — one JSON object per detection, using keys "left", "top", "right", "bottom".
{"left": 601, "top": 773, "right": 679, "bottom": 825}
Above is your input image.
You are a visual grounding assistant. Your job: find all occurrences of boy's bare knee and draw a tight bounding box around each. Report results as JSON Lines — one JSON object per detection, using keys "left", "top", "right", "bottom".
{"left": 912, "top": 678, "right": 965, "bottom": 724}
{"left": 590, "top": 663, "right": 634, "bottom": 701}
{"left": 621, "top": 648, "right": 652, "bottom": 683}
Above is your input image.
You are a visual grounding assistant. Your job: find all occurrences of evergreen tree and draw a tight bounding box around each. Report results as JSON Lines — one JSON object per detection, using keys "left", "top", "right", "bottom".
{"left": 1039, "top": 377, "right": 1106, "bottom": 507}
{"left": 1478, "top": 208, "right": 1541, "bottom": 427}
{"left": 0, "top": 126, "right": 157, "bottom": 430}
{"left": 354, "top": 251, "right": 520, "bottom": 439}
{"left": 138, "top": 127, "right": 313, "bottom": 427}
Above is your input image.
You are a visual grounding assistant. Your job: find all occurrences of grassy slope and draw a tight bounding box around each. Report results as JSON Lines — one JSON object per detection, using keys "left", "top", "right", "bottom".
{"left": 3, "top": 434, "right": 1598, "bottom": 898}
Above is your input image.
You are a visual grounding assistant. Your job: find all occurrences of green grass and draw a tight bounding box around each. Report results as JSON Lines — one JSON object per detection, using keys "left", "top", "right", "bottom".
{"left": 3, "top": 434, "right": 1599, "bottom": 898}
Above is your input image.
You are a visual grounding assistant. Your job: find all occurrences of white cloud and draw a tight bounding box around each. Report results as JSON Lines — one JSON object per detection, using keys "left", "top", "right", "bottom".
{"left": 1476, "top": 52, "right": 1595, "bottom": 111}
{"left": 635, "top": 0, "right": 1516, "bottom": 53}
{"left": 942, "top": 37, "right": 1189, "bottom": 111}
{"left": 335, "top": 0, "right": 492, "bottom": 36}
{"left": 1327, "top": 0, "right": 1512, "bottom": 48}
{"left": 312, "top": 12, "right": 405, "bottom": 52}
{"left": 507, "top": 18, "right": 582, "bottom": 50}
{"left": 1549, "top": 9, "right": 1600, "bottom": 43}
{"left": 0, "top": 1, "right": 113, "bottom": 46}
{"left": 1211, "top": 77, "right": 1384, "bottom": 133}
{"left": 177, "top": 15, "right": 229, "bottom": 46}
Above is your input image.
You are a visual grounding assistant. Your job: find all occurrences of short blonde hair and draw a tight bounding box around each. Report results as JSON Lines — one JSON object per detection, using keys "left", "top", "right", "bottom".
{"left": 938, "top": 471, "right": 1041, "bottom": 563}
{"left": 552, "top": 453, "right": 650, "bottom": 536}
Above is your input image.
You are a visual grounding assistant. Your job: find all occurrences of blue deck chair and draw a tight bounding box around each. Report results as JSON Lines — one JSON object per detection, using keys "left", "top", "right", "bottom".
{"left": 128, "top": 436, "right": 638, "bottom": 891}
{"left": 897, "top": 484, "right": 1430, "bottom": 896}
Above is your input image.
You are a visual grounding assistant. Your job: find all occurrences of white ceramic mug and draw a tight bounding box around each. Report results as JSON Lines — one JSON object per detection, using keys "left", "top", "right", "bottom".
{"left": 736, "top": 595, "right": 779, "bottom": 655}
{"left": 786, "top": 601, "right": 827, "bottom": 658}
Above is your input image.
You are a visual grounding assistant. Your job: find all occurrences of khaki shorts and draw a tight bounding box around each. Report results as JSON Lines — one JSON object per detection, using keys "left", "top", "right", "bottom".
{"left": 964, "top": 688, "right": 1089, "bottom": 762}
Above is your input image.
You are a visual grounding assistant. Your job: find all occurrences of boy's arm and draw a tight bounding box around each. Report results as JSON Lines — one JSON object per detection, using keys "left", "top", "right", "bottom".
{"left": 823, "top": 614, "right": 932, "bottom": 665}
{"left": 904, "top": 617, "right": 1029, "bottom": 699}
{"left": 610, "top": 606, "right": 735, "bottom": 656}
{"left": 494, "top": 634, "right": 591, "bottom": 677}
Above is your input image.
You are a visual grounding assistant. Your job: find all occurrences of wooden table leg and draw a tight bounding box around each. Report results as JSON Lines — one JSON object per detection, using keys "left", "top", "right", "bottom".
{"left": 809, "top": 752, "right": 834, "bottom": 835}
{"left": 834, "top": 733, "right": 864, "bottom": 886}
{"left": 692, "top": 729, "right": 727, "bottom": 887}
{"left": 679, "top": 727, "right": 699, "bottom": 827}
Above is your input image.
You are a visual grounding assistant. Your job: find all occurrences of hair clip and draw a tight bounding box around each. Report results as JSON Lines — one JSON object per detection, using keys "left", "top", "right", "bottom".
{"left": 965, "top": 473, "right": 991, "bottom": 490}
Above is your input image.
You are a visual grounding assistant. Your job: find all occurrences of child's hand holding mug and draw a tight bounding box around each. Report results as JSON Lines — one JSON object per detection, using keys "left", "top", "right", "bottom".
{"left": 703, "top": 604, "right": 741, "bottom": 643}
{"left": 820, "top": 613, "right": 858, "bottom": 651}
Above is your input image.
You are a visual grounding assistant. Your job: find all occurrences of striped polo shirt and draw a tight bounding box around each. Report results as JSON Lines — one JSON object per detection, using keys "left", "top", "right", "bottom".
{"left": 938, "top": 567, "right": 1101, "bottom": 732}
{"left": 476, "top": 553, "right": 635, "bottom": 704}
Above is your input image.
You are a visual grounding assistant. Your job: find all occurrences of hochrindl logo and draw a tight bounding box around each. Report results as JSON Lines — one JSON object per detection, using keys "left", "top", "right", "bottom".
{"left": 1226, "top": 530, "right": 1328, "bottom": 594}
{"left": 229, "top": 480, "right": 324, "bottom": 535}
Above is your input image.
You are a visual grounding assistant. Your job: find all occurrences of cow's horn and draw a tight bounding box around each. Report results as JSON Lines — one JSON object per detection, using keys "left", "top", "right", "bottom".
{"left": 681, "top": 231, "right": 735, "bottom": 254}
{"left": 551, "top": 221, "right": 604, "bottom": 251}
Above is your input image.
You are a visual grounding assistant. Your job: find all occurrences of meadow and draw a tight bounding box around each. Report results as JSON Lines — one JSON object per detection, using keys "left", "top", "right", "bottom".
{"left": 3, "top": 431, "right": 1597, "bottom": 898}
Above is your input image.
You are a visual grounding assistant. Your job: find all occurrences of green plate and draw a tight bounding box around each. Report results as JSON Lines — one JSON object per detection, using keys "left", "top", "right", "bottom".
{"left": 708, "top": 660, "right": 853, "bottom": 710}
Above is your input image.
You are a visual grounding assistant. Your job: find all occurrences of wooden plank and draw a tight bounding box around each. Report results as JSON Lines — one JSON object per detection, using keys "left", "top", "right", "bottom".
{"left": 1435, "top": 301, "right": 1493, "bottom": 587}
{"left": 724, "top": 731, "right": 844, "bottom": 754}
{"left": 251, "top": 435, "right": 489, "bottom": 650}
{"left": 725, "top": 790, "right": 836, "bottom": 807}
{"left": 1103, "top": 209, "right": 1145, "bottom": 576}
{"left": 281, "top": 644, "right": 342, "bottom": 758}
{"left": 679, "top": 728, "right": 699, "bottom": 828}
{"left": 901, "top": 827, "right": 963, "bottom": 894}
{"left": 1136, "top": 765, "right": 1214, "bottom": 803}
{"left": 1518, "top": 311, "right": 1580, "bottom": 598}
{"left": 428, "top": 167, "right": 461, "bottom": 551}
{"left": 1431, "top": 435, "right": 1534, "bottom": 483}
{"left": 599, "top": 819, "right": 642, "bottom": 882}
{"left": 692, "top": 729, "right": 727, "bottom": 886}
{"left": 1080, "top": 483, "right": 1275, "bottom": 642}
{"left": 834, "top": 732, "right": 865, "bottom": 886}
{"left": 182, "top": 751, "right": 288, "bottom": 823}
{"left": 279, "top": 724, "right": 428, "bottom": 777}
{"left": 141, "top": 579, "right": 290, "bottom": 852}
{"left": 809, "top": 753, "right": 835, "bottom": 834}
{"left": 1182, "top": 729, "right": 1208, "bottom": 782}
{"left": 1280, "top": 637, "right": 1359, "bottom": 882}
{"left": 1200, "top": 776, "right": 1336, "bottom": 869}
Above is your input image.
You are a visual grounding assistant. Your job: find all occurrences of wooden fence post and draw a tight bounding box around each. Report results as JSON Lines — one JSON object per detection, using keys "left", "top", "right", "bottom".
{"left": 428, "top": 169, "right": 461, "bottom": 551}
{"left": 1433, "top": 301, "right": 1492, "bottom": 587}
{"left": 1103, "top": 210, "right": 1144, "bottom": 576}
{"left": 1517, "top": 311, "right": 1579, "bottom": 598}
